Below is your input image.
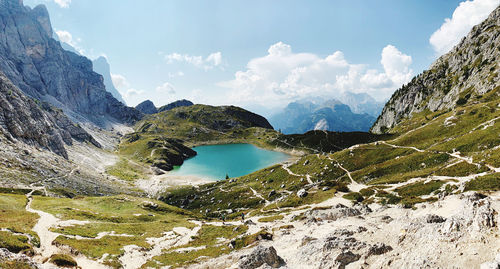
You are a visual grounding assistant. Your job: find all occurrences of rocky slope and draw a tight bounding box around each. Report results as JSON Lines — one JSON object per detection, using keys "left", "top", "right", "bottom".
{"left": 270, "top": 99, "right": 376, "bottom": 134}
{"left": 0, "top": 71, "right": 98, "bottom": 158}
{"left": 92, "top": 56, "right": 126, "bottom": 104}
{"left": 372, "top": 5, "right": 500, "bottom": 133}
{"left": 0, "top": 0, "right": 141, "bottom": 126}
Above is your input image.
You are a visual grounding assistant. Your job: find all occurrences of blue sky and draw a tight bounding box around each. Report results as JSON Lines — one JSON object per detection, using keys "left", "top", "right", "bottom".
{"left": 23, "top": 0, "right": 500, "bottom": 114}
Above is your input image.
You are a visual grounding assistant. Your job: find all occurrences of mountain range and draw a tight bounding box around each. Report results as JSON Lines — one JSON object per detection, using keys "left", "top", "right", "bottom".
{"left": 0, "top": 1, "right": 499, "bottom": 269}
{"left": 0, "top": 0, "right": 141, "bottom": 127}
{"left": 270, "top": 98, "right": 377, "bottom": 134}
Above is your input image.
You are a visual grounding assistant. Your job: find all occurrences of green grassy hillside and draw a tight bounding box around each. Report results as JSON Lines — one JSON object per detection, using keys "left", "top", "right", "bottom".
{"left": 161, "top": 86, "right": 499, "bottom": 215}
{"left": 110, "top": 104, "right": 386, "bottom": 179}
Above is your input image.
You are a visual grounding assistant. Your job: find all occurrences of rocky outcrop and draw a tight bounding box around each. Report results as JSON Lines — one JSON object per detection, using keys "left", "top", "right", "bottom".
{"left": 0, "top": 248, "right": 38, "bottom": 268}
{"left": 157, "top": 99, "right": 193, "bottom": 113}
{"left": 123, "top": 134, "right": 196, "bottom": 171}
{"left": 239, "top": 246, "right": 285, "bottom": 269}
{"left": 306, "top": 204, "right": 365, "bottom": 222}
{"left": 92, "top": 56, "right": 126, "bottom": 104}
{"left": 135, "top": 100, "right": 158, "bottom": 114}
{"left": 0, "top": 0, "right": 142, "bottom": 126}
{"left": 0, "top": 72, "right": 99, "bottom": 158}
{"left": 372, "top": 6, "right": 500, "bottom": 133}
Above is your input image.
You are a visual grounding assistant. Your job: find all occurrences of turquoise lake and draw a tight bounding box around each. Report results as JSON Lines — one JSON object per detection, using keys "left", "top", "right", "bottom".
{"left": 169, "top": 144, "right": 290, "bottom": 180}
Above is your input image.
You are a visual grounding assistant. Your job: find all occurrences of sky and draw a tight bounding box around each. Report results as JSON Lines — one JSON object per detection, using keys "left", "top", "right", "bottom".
{"left": 23, "top": 0, "right": 500, "bottom": 115}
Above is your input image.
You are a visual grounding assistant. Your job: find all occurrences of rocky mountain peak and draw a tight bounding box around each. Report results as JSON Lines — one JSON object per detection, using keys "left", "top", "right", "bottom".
{"left": 92, "top": 56, "right": 126, "bottom": 104}
{"left": 135, "top": 100, "right": 158, "bottom": 114}
{"left": 372, "top": 5, "right": 500, "bottom": 133}
{"left": 30, "top": 4, "right": 52, "bottom": 37}
{"left": 0, "top": 0, "right": 142, "bottom": 127}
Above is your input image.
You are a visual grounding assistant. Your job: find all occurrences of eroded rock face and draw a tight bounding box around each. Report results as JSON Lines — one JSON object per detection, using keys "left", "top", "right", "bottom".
{"left": 239, "top": 246, "right": 285, "bottom": 269}
{"left": 306, "top": 204, "right": 363, "bottom": 221}
{"left": 296, "top": 227, "right": 392, "bottom": 269}
{"left": 0, "top": 0, "right": 141, "bottom": 126}
{"left": 372, "top": 6, "right": 500, "bottom": 133}
{"left": 0, "top": 72, "right": 99, "bottom": 158}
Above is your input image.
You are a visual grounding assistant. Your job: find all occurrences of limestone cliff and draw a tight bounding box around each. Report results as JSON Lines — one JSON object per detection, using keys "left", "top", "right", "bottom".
{"left": 0, "top": 0, "right": 141, "bottom": 126}
{"left": 0, "top": 72, "right": 99, "bottom": 158}
{"left": 372, "top": 5, "right": 500, "bottom": 133}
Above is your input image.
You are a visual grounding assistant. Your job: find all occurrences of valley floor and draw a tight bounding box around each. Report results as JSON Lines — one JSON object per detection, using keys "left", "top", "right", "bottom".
{"left": 1, "top": 187, "right": 499, "bottom": 268}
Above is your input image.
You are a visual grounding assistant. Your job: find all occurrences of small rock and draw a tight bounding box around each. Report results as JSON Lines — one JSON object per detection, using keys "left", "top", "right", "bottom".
{"left": 297, "top": 189, "right": 308, "bottom": 198}
{"left": 380, "top": 215, "right": 393, "bottom": 223}
{"left": 424, "top": 214, "right": 446, "bottom": 223}
{"left": 301, "top": 235, "right": 317, "bottom": 246}
{"left": 268, "top": 190, "right": 276, "bottom": 197}
{"left": 366, "top": 243, "right": 393, "bottom": 256}
{"left": 334, "top": 251, "right": 361, "bottom": 268}
{"left": 244, "top": 219, "right": 256, "bottom": 225}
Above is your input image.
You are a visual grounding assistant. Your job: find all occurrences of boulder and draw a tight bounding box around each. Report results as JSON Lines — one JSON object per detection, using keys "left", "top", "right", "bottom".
{"left": 239, "top": 246, "right": 285, "bottom": 269}
{"left": 297, "top": 189, "right": 308, "bottom": 198}
{"left": 424, "top": 214, "right": 446, "bottom": 224}
{"left": 366, "top": 243, "right": 393, "bottom": 256}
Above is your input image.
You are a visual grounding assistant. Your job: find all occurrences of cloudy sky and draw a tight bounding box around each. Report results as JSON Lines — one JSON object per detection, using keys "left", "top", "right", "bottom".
{"left": 24, "top": 0, "right": 500, "bottom": 114}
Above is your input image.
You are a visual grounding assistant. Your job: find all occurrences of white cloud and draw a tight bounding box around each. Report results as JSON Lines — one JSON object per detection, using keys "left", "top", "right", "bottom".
{"left": 206, "top": 52, "right": 222, "bottom": 67}
{"left": 165, "top": 52, "right": 223, "bottom": 70}
{"left": 111, "top": 74, "right": 130, "bottom": 89}
{"left": 219, "top": 42, "right": 413, "bottom": 107}
{"left": 111, "top": 73, "right": 144, "bottom": 100}
{"left": 430, "top": 0, "right": 499, "bottom": 55}
{"left": 55, "top": 30, "right": 85, "bottom": 55}
{"left": 55, "top": 30, "right": 72, "bottom": 44}
{"left": 155, "top": 82, "right": 176, "bottom": 94}
{"left": 381, "top": 45, "right": 413, "bottom": 86}
{"left": 124, "top": 88, "right": 144, "bottom": 97}
{"left": 54, "top": 0, "right": 71, "bottom": 8}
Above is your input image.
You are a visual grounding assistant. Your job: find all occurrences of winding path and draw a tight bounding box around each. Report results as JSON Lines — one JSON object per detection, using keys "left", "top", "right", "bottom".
{"left": 281, "top": 163, "right": 313, "bottom": 184}
{"left": 326, "top": 155, "right": 367, "bottom": 192}
{"left": 25, "top": 190, "right": 109, "bottom": 269}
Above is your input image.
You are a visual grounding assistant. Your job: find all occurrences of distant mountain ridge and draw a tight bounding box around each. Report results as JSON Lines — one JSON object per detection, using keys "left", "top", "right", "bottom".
{"left": 0, "top": 0, "right": 141, "bottom": 126}
{"left": 135, "top": 100, "right": 158, "bottom": 114}
{"left": 270, "top": 98, "right": 376, "bottom": 134}
{"left": 158, "top": 99, "right": 194, "bottom": 112}
{"left": 135, "top": 99, "right": 194, "bottom": 115}
{"left": 92, "top": 56, "right": 126, "bottom": 104}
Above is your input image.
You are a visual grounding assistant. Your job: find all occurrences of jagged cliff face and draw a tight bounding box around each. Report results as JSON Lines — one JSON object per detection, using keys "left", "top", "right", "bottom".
{"left": 0, "top": 72, "right": 99, "bottom": 158}
{"left": 372, "top": 5, "right": 500, "bottom": 133}
{"left": 0, "top": 0, "right": 141, "bottom": 126}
